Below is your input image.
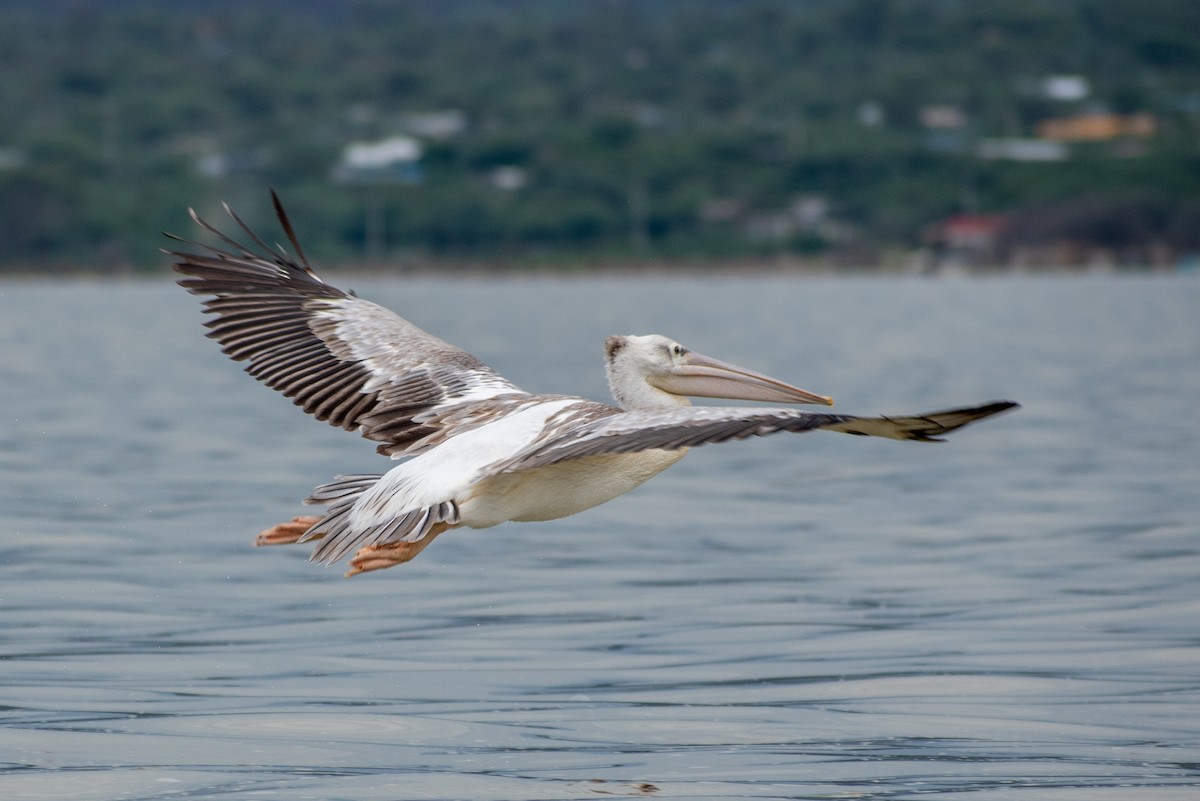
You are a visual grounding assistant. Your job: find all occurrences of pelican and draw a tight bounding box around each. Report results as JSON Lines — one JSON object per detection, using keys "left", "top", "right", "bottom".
{"left": 168, "top": 192, "right": 1018, "bottom": 576}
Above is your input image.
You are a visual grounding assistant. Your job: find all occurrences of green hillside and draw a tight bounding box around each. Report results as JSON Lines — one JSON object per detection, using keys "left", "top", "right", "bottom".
{"left": 2, "top": 0, "right": 1198, "bottom": 271}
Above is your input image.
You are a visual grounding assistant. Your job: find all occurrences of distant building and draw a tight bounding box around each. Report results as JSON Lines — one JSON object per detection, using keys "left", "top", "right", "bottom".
{"left": 919, "top": 105, "right": 968, "bottom": 154}
{"left": 332, "top": 135, "right": 424, "bottom": 185}
{"left": 194, "top": 148, "right": 272, "bottom": 178}
{"left": 857, "top": 100, "right": 886, "bottom": 128}
{"left": 739, "top": 194, "right": 849, "bottom": 245}
{"left": 976, "top": 138, "right": 1069, "bottom": 162}
{"left": 489, "top": 165, "right": 527, "bottom": 191}
{"left": 402, "top": 110, "right": 466, "bottom": 139}
{"left": 790, "top": 195, "right": 830, "bottom": 228}
{"left": 743, "top": 211, "right": 794, "bottom": 242}
{"left": 919, "top": 104, "right": 967, "bottom": 130}
{"left": 1036, "top": 112, "right": 1157, "bottom": 142}
{"left": 1040, "top": 75, "right": 1090, "bottom": 102}
{"left": 923, "top": 213, "right": 1009, "bottom": 267}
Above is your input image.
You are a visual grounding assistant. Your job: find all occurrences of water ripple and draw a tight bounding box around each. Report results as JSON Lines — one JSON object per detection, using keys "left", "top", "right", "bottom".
{"left": 1, "top": 275, "right": 1198, "bottom": 798}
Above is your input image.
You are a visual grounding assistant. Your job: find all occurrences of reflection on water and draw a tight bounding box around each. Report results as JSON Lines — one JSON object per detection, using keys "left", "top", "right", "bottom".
{"left": 1, "top": 274, "right": 1198, "bottom": 799}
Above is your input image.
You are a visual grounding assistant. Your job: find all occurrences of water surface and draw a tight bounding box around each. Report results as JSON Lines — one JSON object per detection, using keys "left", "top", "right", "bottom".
{"left": 2, "top": 274, "right": 1198, "bottom": 799}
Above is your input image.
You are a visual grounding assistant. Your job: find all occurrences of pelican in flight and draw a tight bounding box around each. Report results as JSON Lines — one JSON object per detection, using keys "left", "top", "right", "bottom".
{"left": 168, "top": 193, "right": 1017, "bottom": 576}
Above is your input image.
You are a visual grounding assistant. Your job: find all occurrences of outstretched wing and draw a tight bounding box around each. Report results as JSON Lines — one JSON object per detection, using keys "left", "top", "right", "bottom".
{"left": 493, "top": 401, "right": 1019, "bottom": 473}
{"left": 167, "top": 192, "right": 525, "bottom": 457}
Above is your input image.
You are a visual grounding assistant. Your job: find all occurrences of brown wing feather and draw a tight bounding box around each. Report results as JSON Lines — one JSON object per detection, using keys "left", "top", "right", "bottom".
{"left": 493, "top": 401, "right": 1019, "bottom": 473}
{"left": 167, "top": 195, "right": 524, "bottom": 456}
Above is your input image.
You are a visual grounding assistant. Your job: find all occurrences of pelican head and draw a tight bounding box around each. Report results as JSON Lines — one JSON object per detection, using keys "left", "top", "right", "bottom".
{"left": 604, "top": 334, "right": 833, "bottom": 411}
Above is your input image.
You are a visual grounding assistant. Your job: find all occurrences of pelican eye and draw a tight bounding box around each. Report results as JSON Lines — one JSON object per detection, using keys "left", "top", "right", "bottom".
{"left": 670, "top": 343, "right": 686, "bottom": 358}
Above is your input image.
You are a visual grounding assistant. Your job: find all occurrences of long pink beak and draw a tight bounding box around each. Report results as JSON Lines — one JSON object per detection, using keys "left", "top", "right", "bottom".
{"left": 648, "top": 351, "right": 834, "bottom": 406}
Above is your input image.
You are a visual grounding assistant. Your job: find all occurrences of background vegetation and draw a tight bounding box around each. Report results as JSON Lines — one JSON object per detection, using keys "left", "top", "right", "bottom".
{"left": 2, "top": 0, "right": 1199, "bottom": 271}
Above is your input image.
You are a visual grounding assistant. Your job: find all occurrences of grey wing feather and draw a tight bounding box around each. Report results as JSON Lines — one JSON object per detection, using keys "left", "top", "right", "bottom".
{"left": 495, "top": 401, "right": 1019, "bottom": 473}
{"left": 167, "top": 193, "right": 524, "bottom": 456}
{"left": 304, "top": 501, "right": 460, "bottom": 566}
{"left": 297, "top": 475, "right": 461, "bottom": 565}
{"left": 819, "top": 401, "right": 1019, "bottom": 440}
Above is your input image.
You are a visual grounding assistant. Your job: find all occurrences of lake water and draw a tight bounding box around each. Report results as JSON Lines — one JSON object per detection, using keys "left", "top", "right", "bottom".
{"left": 1, "top": 272, "right": 1198, "bottom": 800}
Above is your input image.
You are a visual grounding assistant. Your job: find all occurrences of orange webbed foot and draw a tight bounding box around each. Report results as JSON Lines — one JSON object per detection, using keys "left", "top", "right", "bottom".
{"left": 345, "top": 540, "right": 427, "bottom": 576}
{"left": 344, "top": 524, "right": 448, "bottom": 576}
{"left": 255, "top": 516, "right": 321, "bottom": 547}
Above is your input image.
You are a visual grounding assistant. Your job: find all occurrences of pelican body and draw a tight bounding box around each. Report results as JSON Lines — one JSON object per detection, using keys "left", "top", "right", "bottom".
{"left": 169, "top": 193, "right": 1017, "bottom": 576}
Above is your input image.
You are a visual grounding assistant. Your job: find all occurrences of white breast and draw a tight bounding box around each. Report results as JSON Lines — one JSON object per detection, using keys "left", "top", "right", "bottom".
{"left": 348, "top": 399, "right": 578, "bottom": 532}
{"left": 462, "top": 448, "right": 687, "bottom": 526}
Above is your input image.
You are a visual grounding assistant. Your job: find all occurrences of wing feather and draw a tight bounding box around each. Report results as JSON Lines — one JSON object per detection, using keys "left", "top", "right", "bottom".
{"left": 169, "top": 194, "right": 525, "bottom": 455}
{"left": 494, "top": 401, "right": 1019, "bottom": 473}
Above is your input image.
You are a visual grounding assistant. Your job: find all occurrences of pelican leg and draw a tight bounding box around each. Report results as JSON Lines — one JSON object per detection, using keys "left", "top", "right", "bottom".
{"left": 256, "top": 515, "right": 321, "bottom": 547}
{"left": 345, "top": 523, "right": 451, "bottom": 577}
